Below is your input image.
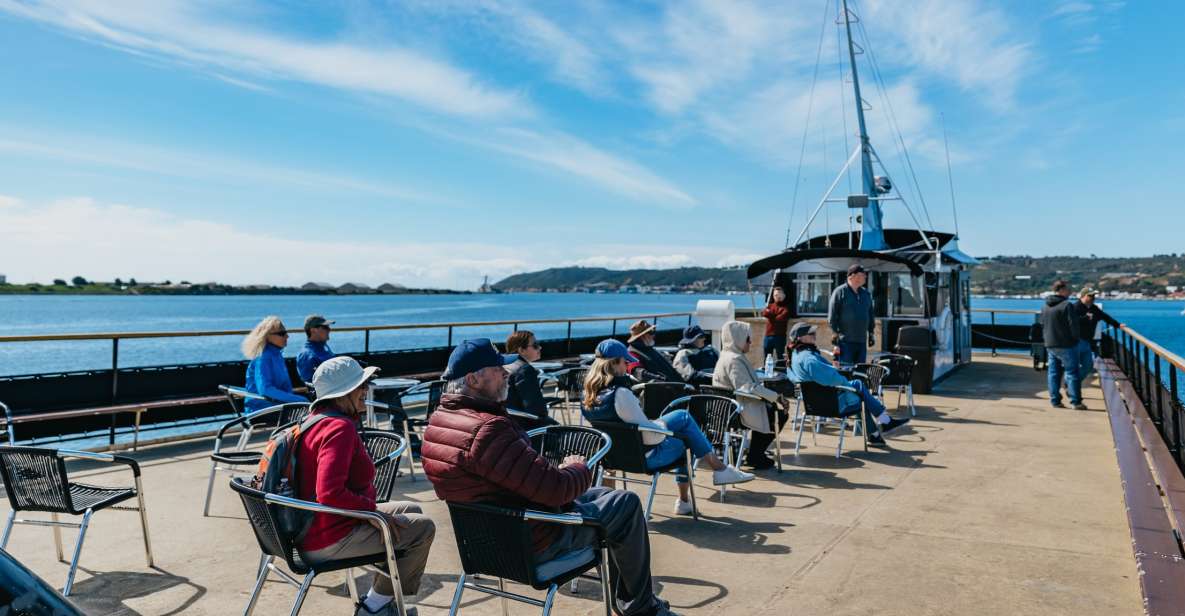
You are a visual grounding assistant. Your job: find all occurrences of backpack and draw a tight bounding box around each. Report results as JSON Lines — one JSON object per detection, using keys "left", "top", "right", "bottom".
{"left": 253, "top": 410, "right": 346, "bottom": 542}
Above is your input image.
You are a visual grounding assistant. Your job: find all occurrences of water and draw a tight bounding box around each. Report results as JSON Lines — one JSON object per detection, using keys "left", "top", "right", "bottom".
{"left": 0, "top": 294, "right": 1179, "bottom": 377}
{"left": 0, "top": 293, "right": 762, "bottom": 376}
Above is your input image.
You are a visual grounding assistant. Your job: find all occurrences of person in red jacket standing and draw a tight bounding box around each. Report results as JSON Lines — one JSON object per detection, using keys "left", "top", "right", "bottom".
{"left": 298, "top": 356, "right": 436, "bottom": 616}
{"left": 762, "top": 286, "right": 791, "bottom": 360}
{"left": 421, "top": 338, "right": 681, "bottom": 616}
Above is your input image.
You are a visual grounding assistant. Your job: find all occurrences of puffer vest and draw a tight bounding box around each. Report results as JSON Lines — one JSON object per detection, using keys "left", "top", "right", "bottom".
{"left": 581, "top": 376, "right": 634, "bottom": 423}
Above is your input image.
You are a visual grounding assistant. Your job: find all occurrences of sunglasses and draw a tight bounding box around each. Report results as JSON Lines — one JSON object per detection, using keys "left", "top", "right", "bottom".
{"left": 529, "top": 342, "right": 542, "bottom": 350}
{"left": 316, "top": 325, "right": 331, "bottom": 331}
{"left": 270, "top": 330, "right": 289, "bottom": 337}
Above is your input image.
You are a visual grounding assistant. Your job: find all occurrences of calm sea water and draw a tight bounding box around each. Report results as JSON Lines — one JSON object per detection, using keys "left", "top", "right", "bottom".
{"left": 0, "top": 293, "right": 1180, "bottom": 376}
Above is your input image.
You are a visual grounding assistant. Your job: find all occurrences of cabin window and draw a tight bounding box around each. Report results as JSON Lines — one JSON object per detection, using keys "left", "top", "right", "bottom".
{"left": 888, "top": 273, "right": 924, "bottom": 316}
{"left": 796, "top": 274, "right": 832, "bottom": 315}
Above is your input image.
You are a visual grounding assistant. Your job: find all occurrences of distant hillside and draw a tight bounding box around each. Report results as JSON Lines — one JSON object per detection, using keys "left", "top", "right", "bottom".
{"left": 494, "top": 255, "right": 1185, "bottom": 297}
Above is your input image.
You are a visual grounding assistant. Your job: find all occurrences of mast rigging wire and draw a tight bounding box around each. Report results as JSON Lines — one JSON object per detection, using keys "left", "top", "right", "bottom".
{"left": 942, "top": 112, "right": 961, "bottom": 237}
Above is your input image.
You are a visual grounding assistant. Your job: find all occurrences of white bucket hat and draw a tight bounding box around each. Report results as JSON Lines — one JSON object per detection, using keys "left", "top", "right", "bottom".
{"left": 311, "top": 356, "right": 379, "bottom": 405}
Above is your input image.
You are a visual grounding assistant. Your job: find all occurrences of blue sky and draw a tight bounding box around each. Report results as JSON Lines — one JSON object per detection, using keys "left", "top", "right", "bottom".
{"left": 0, "top": 0, "right": 1181, "bottom": 290}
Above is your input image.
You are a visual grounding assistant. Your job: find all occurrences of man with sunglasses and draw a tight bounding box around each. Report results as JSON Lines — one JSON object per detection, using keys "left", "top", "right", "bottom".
{"left": 297, "top": 314, "right": 337, "bottom": 384}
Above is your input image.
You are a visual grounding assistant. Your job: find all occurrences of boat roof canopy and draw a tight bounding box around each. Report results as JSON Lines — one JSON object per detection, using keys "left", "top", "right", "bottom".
{"left": 746, "top": 248, "right": 924, "bottom": 280}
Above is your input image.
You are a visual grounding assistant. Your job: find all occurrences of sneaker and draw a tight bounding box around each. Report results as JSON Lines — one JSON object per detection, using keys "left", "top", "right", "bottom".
{"left": 354, "top": 602, "right": 415, "bottom": 616}
{"left": 712, "top": 465, "right": 755, "bottom": 486}
{"left": 867, "top": 435, "right": 888, "bottom": 447}
{"left": 879, "top": 417, "right": 910, "bottom": 435}
{"left": 1072, "top": 403, "right": 1088, "bottom": 410}
{"left": 672, "top": 498, "right": 694, "bottom": 516}
{"left": 1051, "top": 401, "right": 1065, "bottom": 409}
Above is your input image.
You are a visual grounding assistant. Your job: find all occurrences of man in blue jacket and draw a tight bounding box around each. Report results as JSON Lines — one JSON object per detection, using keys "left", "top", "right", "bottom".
{"left": 828, "top": 264, "right": 876, "bottom": 364}
{"left": 788, "top": 322, "right": 908, "bottom": 446}
{"left": 297, "top": 314, "right": 336, "bottom": 384}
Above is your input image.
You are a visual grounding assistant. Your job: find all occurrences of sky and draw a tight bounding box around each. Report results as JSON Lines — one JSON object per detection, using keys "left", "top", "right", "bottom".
{"left": 0, "top": 0, "right": 1181, "bottom": 290}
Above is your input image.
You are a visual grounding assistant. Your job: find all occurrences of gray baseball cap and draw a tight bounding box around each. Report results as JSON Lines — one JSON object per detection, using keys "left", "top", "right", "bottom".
{"left": 304, "top": 314, "right": 335, "bottom": 330}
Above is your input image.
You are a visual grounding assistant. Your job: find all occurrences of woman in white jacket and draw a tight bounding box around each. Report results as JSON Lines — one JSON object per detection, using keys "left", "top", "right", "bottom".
{"left": 712, "top": 320, "right": 787, "bottom": 469}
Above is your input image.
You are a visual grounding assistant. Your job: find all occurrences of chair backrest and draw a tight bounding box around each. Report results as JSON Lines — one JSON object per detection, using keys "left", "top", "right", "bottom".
{"left": 360, "top": 430, "right": 408, "bottom": 503}
{"left": 697, "top": 385, "right": 735, "bottom": 399}
{"left": 398, "top": 380, "right": 445, "bottom": 420}
{"left": 854, "top": 364, "right": 889, "bottom": 392}
{"left": 587, "top": 421, "right": 650, "bottom": 474}
{"left": 0, "top": 447, "right": 72, "bottom": 513}
{"left": 228, "top": 477, "right": 310, "bottom": 574}
{"left": 559, "top": 368, "right": 589, "bottom": 396}
{"left": 446, "top": 501, "right": 540, "bottom": 586}
{"left": 877, "top": 354, "right": 915, "bottom": 387}
{"left": 634, "top": 382, "right": 695, "bottom": 420}
{"left": 798, "top": 381, "right": 843, "bottom": 418}
{"left": 529, "top": 426, "right": 609, "bottom": 477}
{"left": 677, "top": 395, "right": 741, "bottom": 449}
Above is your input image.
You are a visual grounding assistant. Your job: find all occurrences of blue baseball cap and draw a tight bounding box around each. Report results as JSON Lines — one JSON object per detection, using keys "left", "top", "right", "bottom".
{"left": 595, "top": 339, "right": 632, "bottom": 361}
{"left": 442, "top": 338, "right": 517, "bottom": 380}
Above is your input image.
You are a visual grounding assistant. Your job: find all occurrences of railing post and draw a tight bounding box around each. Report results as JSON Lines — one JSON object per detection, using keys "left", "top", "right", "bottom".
{"left": 364, "top": 329, "right": 371, "bottom": 354}
{"left": 990, "top": 311, "right": 998, "bottom": 357}
{"left": 1143, "top": 345, "right": 1152, "bottom": 407}
{"left": 513, "top": 323, "right": 518, "bottom": 332}
{"left": 111, "top": 337, "right": 120, "bottom": 403}
{"left": 566, "top": 321, "right": 573, "bottom": 355}
{"left": 1171, "top": 366, "right": 1181, "bottom": 461}
{"left": 1154, "top": 356, "right": 1164, "bottom": 428}
{"left": 447, "top": 326, "right": 454, "bottom": 347}
{"left": 611, "top": 320, "right": 617, "bottom": 337}
{"left": 688, "top": 314, "right": 692, "bottom": 326}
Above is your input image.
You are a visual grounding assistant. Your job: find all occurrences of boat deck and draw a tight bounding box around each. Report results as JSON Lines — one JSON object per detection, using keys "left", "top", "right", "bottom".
{"left": 1, "top": 354, "right": 1141, "bottom": 615}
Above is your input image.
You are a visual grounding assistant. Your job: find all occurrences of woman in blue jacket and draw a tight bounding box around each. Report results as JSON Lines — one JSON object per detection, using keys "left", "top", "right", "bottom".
{"left": 241, "top": 316, "right": 307, "bottom": 412}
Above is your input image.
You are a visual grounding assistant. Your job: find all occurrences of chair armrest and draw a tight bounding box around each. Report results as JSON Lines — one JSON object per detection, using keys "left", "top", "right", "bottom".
{"left": 361, "top": 430, "right": 409, "bottom": 466}
{"left": 506, "top": 408, "right": 537, "bottom": 420}
{"left": 523, "top": 510, "right": 589, "bottom": 526}
{"left": 835, "top": 385, "right": 858, "bottom": 393}
{"left": 57, "top": 449, "right": 142, "bottom": 477}
{"left": 659, "top": 395, "right": 694, "bottom": 415}
{"left": 638, "top": 426, "right": 674, "bottom": 437}
{"left": 220, "top": 385, "right": 269, "bottom": 402}
{"left": 364, "top": 400, "right": 391, "bottom": 410}
{"left": 263, "top": 493, "right": 398, "bottom": 552}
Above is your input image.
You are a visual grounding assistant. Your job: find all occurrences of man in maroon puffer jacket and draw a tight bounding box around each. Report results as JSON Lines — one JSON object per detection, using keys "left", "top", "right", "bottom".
{"left": 421, "top": 338, "right": 678, "bottom": 616}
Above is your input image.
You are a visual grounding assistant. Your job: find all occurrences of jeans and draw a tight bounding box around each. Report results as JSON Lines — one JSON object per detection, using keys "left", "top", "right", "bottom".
{"left": 763, "top": 335, "right": 787, "bottom": 360}
{"left": 536, "top": 488, "right": 659, "bottom": 615}
{"left": 1075, "top": 339, "right": 1095, "bottom": 382}
{"left": 644, "top": 410, "right": 714, "bottom": 485}
{"left": 1047, "top": 347, "right": 1082, "bottom": 405}
{"left": 836, "top": 340, "right": 867, "bottom": 364}
{"left": 839, "top": 379, "right": 886, "bottom": 419}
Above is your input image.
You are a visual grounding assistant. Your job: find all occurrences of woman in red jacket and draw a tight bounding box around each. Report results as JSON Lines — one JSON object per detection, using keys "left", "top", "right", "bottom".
{"left": 762, "top": 286, "right": 791, "bottom": 360}
{"left": 298, "top": 356, "right": 435, "bottom": 616}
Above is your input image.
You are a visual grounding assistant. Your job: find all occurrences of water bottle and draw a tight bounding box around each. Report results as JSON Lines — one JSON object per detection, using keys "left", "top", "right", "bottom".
{"left": 764, "top": 353, "right": 775, "bottom": 375}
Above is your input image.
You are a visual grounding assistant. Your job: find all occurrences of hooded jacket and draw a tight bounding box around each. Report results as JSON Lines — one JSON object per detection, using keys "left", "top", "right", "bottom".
{"left": 1040, "top": 294, "right": 1081, "bottom": 349}
{"left": 672, "top": 345, "right": 720, "bottom": 381}
{"left": 711, "top": 320, "right": 780, "bottom": 433}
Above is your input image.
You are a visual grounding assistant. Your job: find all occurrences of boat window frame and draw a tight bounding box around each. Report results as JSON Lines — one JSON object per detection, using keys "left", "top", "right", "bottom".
{"left": 795, "top": 273, "right": 833, "bottom": 316}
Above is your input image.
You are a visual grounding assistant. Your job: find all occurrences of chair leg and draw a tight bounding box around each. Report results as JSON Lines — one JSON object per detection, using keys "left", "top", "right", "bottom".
{"left": 499, "top": 577, "right": 509, "bottom": 616}
{"left": 62, "top": 509, "right": 92, "bottom": 596}
{"left": 540, "top": 583, "right": 559, "bottom": 616}
{"left": 51, "top": 512, "right": 64, "bottom": 561}
{"left": 598, "top": 549, "right": 613, "bottom": 616}
{"left": 135, "top": 476, "right": 154, "bottom": 567}
{"left": 774, "top": 410, "right": 783, "bottom": 473}
{"left": 203, "top": 459, "right": 219, "bottom": 517}
{"left": 836, "top": 421, "right": 846, "bottom": 459}
{"left": 794, "top": 417, "right": 807, "bottom": 454}
{"left": 448, "top": 573, "right": 466, "bottom": 616}
{"left": 236, "top": 426, "right": 254, "bottom": 451}
{"left": 685, "top": 450, "right": 699, "bottom": 521}
{"left": 644, "top": 475, "right": 659, "bottom": 520}
{"left": 346, "top": 568, "right": 359, "bottom": 604}
{"left": 288, "top": 571, "right": 315, "bottom": 616}
{"left": 402, "top": 419, "right": 417, "bottom": 481}
{"left": 896, "top": 388, "right": 904, "bottom": 413}
{"left": 908, "top": 385, "right": 916, "bottom": 416}
{"left": 0, "top": 509, "right": 13, "bottom": 549}
{"left": 243, "top": 555, "right": 273, "bottom": 616}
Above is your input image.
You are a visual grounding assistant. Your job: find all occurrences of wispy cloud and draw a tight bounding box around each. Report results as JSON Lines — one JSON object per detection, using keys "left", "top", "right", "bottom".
{"left": 0, "top": 0, "right": 527, "bottom": 118}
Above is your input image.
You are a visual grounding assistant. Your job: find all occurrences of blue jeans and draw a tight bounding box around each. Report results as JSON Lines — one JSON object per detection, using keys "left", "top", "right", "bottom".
{"left": 839, "top": 379, "right": 887, "bottom": 420}
{"left": 763, "top": 335, "right": 787, "bottom": 360}
{"left": 836, "top": 340, "right": 867, "bottom": 364}
{"left": 1047, "top": 347, "right": 1082, "bottom": 405}
{"left": 644, "top": 410, "right": 713, "bottom": 485}
{"left": 1075, "top": 339, "right": 1094, "bottom": 382}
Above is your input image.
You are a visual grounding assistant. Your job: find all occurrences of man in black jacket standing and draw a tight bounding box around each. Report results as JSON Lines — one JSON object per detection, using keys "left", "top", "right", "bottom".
{"left": 1074, "top": 287, "right": 1122, "bottom": 381}
{"left": 1040, "top": 280, "right": 1085, "bottom": 409}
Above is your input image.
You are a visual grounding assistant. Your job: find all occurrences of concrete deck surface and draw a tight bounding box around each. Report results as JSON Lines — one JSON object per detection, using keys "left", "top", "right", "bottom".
{"left": 1, "top": 354, "right": 1141, "bottom": 615}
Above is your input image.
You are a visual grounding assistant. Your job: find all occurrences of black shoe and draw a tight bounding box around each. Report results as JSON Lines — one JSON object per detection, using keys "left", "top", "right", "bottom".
{"left": 1051, "top": 401, "right": 1065, "bottom": 409}
{"left": 1072, "top": 403, "right": 1088, "bottom": 410}
{"left": 745, "top": 455, "right": 776, "bottom": 470}
{"left": 880, "top": 417, "right": 910, "bottom": 435}
{"left": 866, "top": 435, "right": 888, "bottom": 448}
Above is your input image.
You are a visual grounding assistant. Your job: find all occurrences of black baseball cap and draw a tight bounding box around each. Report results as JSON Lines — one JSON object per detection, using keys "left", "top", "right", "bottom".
{"left": 847, "top": 264, "right": 867, "bottom": 276}
{"left": 789, "top": 322, "right": 818, "bottom": 339}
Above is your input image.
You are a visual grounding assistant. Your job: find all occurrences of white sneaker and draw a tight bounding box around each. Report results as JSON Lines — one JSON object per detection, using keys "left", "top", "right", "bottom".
{"left": 712, "top": 465, "right": 755, "bottom": 486}
{"left": 672, "top": 498, "right": 694, "bottom": 516}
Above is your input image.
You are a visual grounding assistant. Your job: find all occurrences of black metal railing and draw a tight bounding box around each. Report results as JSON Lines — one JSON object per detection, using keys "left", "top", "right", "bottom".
{"left": 1106, "top": 324, "right": 1185, "bottom": 470}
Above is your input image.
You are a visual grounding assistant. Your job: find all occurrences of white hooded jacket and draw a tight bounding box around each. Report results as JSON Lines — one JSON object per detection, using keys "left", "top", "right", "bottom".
{"left": 712, "top": 320, "right": 781, "bottom": 433}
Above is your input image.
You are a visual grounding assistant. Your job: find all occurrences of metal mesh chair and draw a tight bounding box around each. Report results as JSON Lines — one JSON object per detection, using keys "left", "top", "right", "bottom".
{"left": 1, "top": 400, "right": 14, "bottom": 444}
{"left": 229, "top": 477, "right": 409, "bottom": 616}
{"left": 631, "top": 382, "right": 695, "bottom": 420}
{"left": 662, "top": 395, "right": 744, "bottom": 501}
{"left": 359, "top": 429, "right": 409, "bottom": 504}
{"left": 550, "top": 367, "right": 588, "bottom": 425}
{"left": 877, "top": 354, "right": 917, "bottom": 416}
{"left": 388, "top": 380, "right": 444, "bottom": 481}
{"left": 852, "top": 364, "right": 890, "bottom": 401}
{"left": 527, "top": 425, "right": 611, "bottom": 486}
{"left": 698, "top": 384, "right": 784, "bottom": 472}
{"left": 794, "top": 381, "right": 877, "bottom": 458}
{"left": 0, "top": 447, "right": 153, "bottom": 596}
{"left": 201, "top": 402, "right": 311, "bottom": 517}
{"left": 586, "top": 420, "right": 697, "bottom": 520}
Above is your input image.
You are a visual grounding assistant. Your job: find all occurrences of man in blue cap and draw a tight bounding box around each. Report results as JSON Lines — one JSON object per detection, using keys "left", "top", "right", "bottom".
{"left": 420, "top": 338, "right": 681, "bottom": 616}
{"left": 672, "top": 325, "right": 719, "bottom": 385}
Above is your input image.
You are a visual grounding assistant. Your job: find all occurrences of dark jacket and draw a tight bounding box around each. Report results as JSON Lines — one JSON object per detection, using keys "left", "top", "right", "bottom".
{"left": 1074, "top": 302, "right": 1119, "bottom": 342}
{"left": 1040, "top": 294, "right": 1081, "bottom": 349}
{"left": 505, "top": 359, "right": 547, "bottom": 419}
{"left": 627, "top": 342, "right": 684, "bottom": 383}
{"left": 828, "top": 284, "right": 875, "bottom": 342}
{"left": 420, "top": 393, "right": 592, "bottom": 552}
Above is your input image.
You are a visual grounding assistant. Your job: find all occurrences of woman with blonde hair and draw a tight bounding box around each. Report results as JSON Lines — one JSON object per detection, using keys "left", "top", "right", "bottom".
{"left": 582, "top": 339, "right": 752, "bottom": 516}
{"left": 241, "top": 316, "right": 307, "bottom": 412}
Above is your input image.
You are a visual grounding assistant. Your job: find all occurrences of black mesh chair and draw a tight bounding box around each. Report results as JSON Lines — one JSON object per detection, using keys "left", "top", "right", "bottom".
{"left": 359, "top": 429, "right": 409, "bottom": 504}
{"left": 876, "top": 354, "right": 917, "bottom": 416}
{"left": 229, "top": 477, "right": 409, "bottom": 616}
{"left": 852, "top": 364, "right": 890, "bottom": 399}
{"left": 793, "top": 381, "right": 879, "bottom": 458}
{"left": 1, "top": 400, "right": 14, "bottom": 444}
{"left": 387, "top": 380, "right": 444, "bottom": 481}
{"left": 0, "top": 447, "right": 153, "bottom": 596}
{"left": 631, "top": 382, "right": 695, "bottom": 420}
{"left": 698, "top": 384, "right": 784, "bottom": 472}
{"left": 551, "top": 367, "right": 588, "bottom": 425}
{"left": 662, "top": 395, "right": 744, "bottom": 501}
{"left": 202, "top": 402, "right": 311, "bottom": 517}
{"left": 586, "top": 420, "right": 697, "bottom": 520}
{"left": 218, "top": 384, "right": 270, "bottom": 416}
{"left": 527, "top": 425, "right": 611, "bottom": 488}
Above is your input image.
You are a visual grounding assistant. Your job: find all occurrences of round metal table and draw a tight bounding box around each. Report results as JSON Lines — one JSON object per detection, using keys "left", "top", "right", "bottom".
{"left": 367, "top": 377, "right": 421, "bottom": 428}
{"left": 531, "top": 361, "right": 564, "bottom": 371}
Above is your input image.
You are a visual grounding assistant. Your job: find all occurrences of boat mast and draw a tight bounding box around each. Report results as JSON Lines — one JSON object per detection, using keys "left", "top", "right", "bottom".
{"left": 841, "top": 0, "right": 885, "bottom": 250}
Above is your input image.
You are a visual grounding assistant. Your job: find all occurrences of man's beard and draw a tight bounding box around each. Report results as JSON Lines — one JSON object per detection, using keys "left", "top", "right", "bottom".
{"left": 497, "top": 382, "right": 509, "bottom": 402}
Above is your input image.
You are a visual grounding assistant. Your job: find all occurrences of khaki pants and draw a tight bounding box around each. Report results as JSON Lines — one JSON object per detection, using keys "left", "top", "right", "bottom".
{"left": 304, "top": 501, "right": 435, "bottom": 596}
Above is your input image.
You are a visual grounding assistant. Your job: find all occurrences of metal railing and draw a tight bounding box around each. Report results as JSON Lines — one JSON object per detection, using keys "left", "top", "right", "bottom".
{"left": 970, "top": 308, "right": 1037, "bottom": 356}
{"left": 1107, "top": 324, "right": 1185, "bottom": 471}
